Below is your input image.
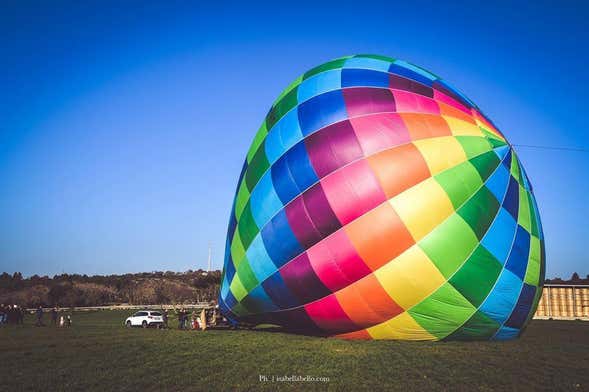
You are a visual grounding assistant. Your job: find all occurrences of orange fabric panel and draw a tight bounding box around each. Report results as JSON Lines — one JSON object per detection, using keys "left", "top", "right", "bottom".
{"left": 344, "top": 203, "right": 415, "bottom": 271}
{"left": 439, "top": 102, "right": 477, "bottom": 124}
{"left": 336, "top": 274, "right": 403, "bottom": 328}
{"left": 399, "top": 113, "right": 452, "bottom": 141}
{"left": 335, "top": 329, "right": 372, "bottom": 340}
{"left": 367, "top": 143, "right": 431, "bottom": 199}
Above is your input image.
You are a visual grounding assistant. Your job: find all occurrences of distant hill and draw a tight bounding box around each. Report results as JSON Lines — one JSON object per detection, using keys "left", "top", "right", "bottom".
{"left": 0, "top": 270, "right": 221, "bottom": 308}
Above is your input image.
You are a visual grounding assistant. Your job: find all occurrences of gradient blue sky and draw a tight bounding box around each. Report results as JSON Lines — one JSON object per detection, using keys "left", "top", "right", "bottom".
{"left": 1, "top": 1, "right": 587, "bottom": 278}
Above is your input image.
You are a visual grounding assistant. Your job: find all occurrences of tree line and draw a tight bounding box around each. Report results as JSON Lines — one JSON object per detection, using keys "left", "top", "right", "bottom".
{"left": 0, "top": 270, "right": 221, "bottom": 308}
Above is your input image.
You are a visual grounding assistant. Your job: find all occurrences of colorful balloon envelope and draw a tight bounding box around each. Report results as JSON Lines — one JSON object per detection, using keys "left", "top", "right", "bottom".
{"left": 219, "top": 55, "right": 545, "bottom": 341}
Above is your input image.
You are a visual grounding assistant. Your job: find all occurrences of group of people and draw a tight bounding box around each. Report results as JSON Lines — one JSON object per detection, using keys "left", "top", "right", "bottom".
{"left": 0, "top": 304, "right": 71, "bottom": 327}
{"left": 36, "top": 306, "right": 72, "bottom": 327}
{"left": 0, "top": 304, "right": 25, "bottom": 325}
{"left": 172, "top": 306, "right": 216, "bottom": 330}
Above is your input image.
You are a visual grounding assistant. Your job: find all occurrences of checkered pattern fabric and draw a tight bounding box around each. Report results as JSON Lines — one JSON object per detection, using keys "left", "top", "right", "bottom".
{"left": 219, "top": 55, "right": 545, "bottom": 341}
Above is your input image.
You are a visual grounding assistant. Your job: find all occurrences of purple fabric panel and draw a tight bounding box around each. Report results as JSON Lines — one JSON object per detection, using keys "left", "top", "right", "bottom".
{"left": 285, "top": 195, "right": 323, "bottom": 249}
{"left": 305, "top": 120, "right": 364, "bottom": 178}
{"left": 343, "top": 87, "right": 396, "bottom": 117}
{"left": 303, "top": 183, "right": 342, "bottom": 238}
{"left": 280, "top": 252, "right": 332, "bottom": 303}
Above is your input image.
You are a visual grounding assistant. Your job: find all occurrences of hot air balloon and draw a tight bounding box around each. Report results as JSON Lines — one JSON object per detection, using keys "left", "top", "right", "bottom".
{"left": 218, "top": 55, "right": 544, "bottom": 341}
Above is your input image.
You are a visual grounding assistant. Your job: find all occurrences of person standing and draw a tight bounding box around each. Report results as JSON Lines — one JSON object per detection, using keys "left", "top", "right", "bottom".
{"left": 162, "top": 309, "right": 169, "bottom": 329}
{"left": 17, "top": 305, "right": 25, "bottom": 325}
{"left": 0, "top": 304, "right": 5, "bottom": 325}
{"left": 35, "top": 306, "right": 44, "bottom": 327}
{"left": 51, "top": 307, "right": 58, "bottom": 326}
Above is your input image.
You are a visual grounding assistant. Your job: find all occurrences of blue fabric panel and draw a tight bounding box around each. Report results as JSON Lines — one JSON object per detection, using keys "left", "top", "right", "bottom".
{"left": 224, "top": 250, "right": 236, "bottom": 283}
{"left": 298, "top": 89, "right": 348, "bottom": 136}
{"left": 493, "top": 145, "right": 510, "bottom": 161}
{"left": 278, "top": 109, "right": 303, "bottom": 154}
{"left": 286, "top": 141, "right": 319, "bottom": 192}
{"left": 482, "top": 208, "right": 517, "bottom": 265}
{"left": 261, "top": 209, "right": 303, "bottom": 268}
{"left": 505, "top": 225, "right": 531, "bottom": 280}
{"left": 297, "top": 69, "right": 341, "bottom": 103}
{"left": 271, "top": 154, "right": 301, "bottom": 205}
{"left": 244, "top": 285, "right": 279, "bottom": 312}
{"left": 493, "top": 326, "right": 520, "bottom": 340}
{"left": 480, "top": 269, "right": 523, "bottom": 324}
{"left": 246, "top": 233, "right": 277, "bottom": 283}
{"left": 220, "top": 274, "right": 231, "bottom": 299}
{"left": 505, "top": 283, "right": 536, "bottom": 329}
{"left": 485, "top": 163, "right": 510, "bottom": 202}
{"left": 261, "top": 270, "right": 300, "bottom": 309}
{"left": 502, "top": 149, "right": 513, "bottom": 170}
{"left": 250, "top": 171, "right": 283, "bottom": 228}
{"left": 343, "top": 57, "right": 392, "bottom": 72}
{"left": 227, "top": 211, "right": 238, "bottom": 244}
{"left": 264, "top": 127, "right": 285, "bottom": 164}
{"left": 389, "top": 62, "right": 433, "bottom": 86}
{"left": 503, "top": 176, "right": 520, "bottom": 220}
{"left": 224, "top": 290, "right": 238, "bottom": 310}
{"left": 265, "top": 109, "right": 303, "bottom": 164}
{"left": 394, "top": 60, "right": 437, "bottom": 81}
{"left": 341, "top": 68, "right": 389, "bottom": 88}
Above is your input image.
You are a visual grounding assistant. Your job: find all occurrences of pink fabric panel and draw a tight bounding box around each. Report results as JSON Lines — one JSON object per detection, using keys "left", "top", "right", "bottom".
{"left": 349, "top": 113, "right": 410, "bottom": 156}
{"left": 321, "top": 160, "right": 386, "bottom": 225}
{"left": 392, "top": 90, "right": 440, "bottom": 115}
{"left": 433, "top": 89, "right": 471, "bottom": 114}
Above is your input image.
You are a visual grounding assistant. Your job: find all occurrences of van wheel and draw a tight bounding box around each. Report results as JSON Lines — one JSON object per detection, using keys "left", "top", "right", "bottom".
{"left": 142, "top": 321, "right": 148, "bottom": 328}
{"left": 126, "top": 321, "right": 132, "bottom": 328}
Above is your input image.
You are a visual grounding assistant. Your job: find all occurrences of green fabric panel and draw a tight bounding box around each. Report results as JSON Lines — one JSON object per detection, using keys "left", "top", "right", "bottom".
{"left": 518, "top": 185, "right": 532, "bottom": 233}
{"left": 489, "top": 138, "right": 508, "bottom": 149}
{"left": 524, "top": 235, "right": 541, "bottom": 286}
{"left": 245, "top": 145, "right": 270, "bottom": 191}
{"left": 240, "top": 293, "right": 267, "bottom": 315}
{"left": 510, "top": 153, "right": 522, "bottom": 184}
{"left": 354, "top": 53, "right": 395, "bottom": 62}
{"left": 469, "top": 150, "right": 501, "bottom": 182}
{"left": 229, "top": 274, "right": 248, "bottom": 301}
{"left": 449, "top": 245, "right": 502, "bottom": 307}
{"left": 409, "top": 282, "right": 476, "bottom": 339}
{"left": 236, "top": 259, "right": 258, "bottom": 293}
{"left": 303, "top": 57, "right": 349, "bottom": 79}
{"left": 234, "top": 179, "right": 250, "bottom": 220}
{"left": 457, "top": 186, "right": 500, "bottom": 240}
{"left": 230, "top": 230, "right": 246, "bottom": 269}
{"left": 230, "top": 302, "right": 250, "bottom": 317}
{"left": 480, "top": 127, "right": 505, "bottom": 143}
{"left": 419, "top": 214, "right": 479, "bottom": 278}
{"left": 274, "top": 75, "right": 303, "bottom": 104}
{"left": 528, "top": 192, "right": 540, "bottom": 237}
{"left": 266, "top": 86, "right": 298, "bottom": 131}
{"left": 238, "top": 203, "right": 259, "bottom": 250}
{"left": 456, "top": 136, "right": 492, "bottom": 159}
{"left": 246, "top": 122, "right": 268, "bottom": 163}
{"left": 444, "top": 310, "right": 500, "bottom": 341}
{"left": 434, "top": 161, "right": 483, "bottom": 209}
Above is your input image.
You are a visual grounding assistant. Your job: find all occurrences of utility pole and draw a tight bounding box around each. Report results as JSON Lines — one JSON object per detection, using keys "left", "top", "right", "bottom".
{"left": 207, "top": 242, "right": 212, "bottom": 272}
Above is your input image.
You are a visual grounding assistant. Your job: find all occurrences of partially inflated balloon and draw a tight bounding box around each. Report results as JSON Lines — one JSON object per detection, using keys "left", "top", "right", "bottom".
{"left": 219, "top": 55, "right": 544, "bottom": 341}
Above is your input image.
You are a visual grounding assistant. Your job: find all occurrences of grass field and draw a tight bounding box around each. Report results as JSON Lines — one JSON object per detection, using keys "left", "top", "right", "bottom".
{"left": 0, "top": 310, "right": 588, "bottom": 391}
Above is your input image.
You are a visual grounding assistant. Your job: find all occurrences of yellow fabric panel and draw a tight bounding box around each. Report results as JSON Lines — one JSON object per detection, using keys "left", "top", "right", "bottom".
{"left": 443, "top": 116, "right": 484, "bottom": 137}
{"left": 413, "top": 136, "right": 467, "bottom": 175}
{"left": 389, "top": 178, "right": 455, "bottom": 241}
{"left": 375, "top": 245, "right": 446, "bottom": 310}
{"left": 366, "top": 312, "right": 437, "bottom": 341}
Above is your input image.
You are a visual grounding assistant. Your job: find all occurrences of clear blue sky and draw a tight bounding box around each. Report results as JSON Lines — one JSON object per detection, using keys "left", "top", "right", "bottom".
{"left": 1, "top": 0, "right": 587, "bottom": 278}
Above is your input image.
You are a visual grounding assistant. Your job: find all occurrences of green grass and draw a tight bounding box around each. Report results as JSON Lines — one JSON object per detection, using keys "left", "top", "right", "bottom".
{"left": 1, "top": 310, "right": 588, "bottom": 391}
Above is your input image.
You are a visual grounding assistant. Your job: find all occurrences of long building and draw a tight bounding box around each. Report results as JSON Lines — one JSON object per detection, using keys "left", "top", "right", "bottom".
{"left": 534, "top": 284, "right": 589, "bottom": 320}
